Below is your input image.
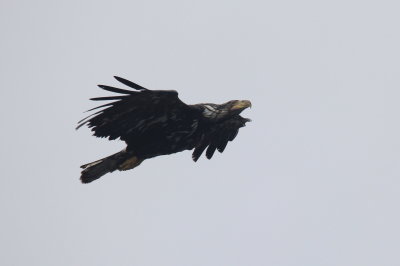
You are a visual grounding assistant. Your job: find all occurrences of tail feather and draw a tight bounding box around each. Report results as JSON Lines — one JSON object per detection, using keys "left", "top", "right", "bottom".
{"left": 80, "top": 150, "right": 141, "bottom": 184}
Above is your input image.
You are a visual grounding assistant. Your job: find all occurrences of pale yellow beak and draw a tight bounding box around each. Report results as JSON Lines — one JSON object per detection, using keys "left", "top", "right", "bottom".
{"left": 231, "top": 100, "right": 252, "bottom": 111}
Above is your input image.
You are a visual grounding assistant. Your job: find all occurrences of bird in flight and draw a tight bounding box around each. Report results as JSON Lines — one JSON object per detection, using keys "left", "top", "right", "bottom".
{"left": 77, "top": 76, "right": 252, "bottom": 183}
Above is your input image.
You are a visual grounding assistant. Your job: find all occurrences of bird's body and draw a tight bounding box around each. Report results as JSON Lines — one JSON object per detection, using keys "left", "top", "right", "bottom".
{"left": 77, "top": 76, "right": 251, "bottom": 183}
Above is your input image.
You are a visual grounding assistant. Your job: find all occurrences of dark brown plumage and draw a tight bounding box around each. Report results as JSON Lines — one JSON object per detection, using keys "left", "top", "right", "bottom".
{"left": 77, "top": 76, "right": 251, "bottom": 183}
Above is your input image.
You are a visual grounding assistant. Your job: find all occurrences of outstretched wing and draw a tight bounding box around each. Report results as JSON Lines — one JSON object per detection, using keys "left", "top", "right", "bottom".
{"left": 77, "top": 76, "right": 195, "bottom": 142}
{"left": 192, "top": 116, "right": 249, "bottom": 161}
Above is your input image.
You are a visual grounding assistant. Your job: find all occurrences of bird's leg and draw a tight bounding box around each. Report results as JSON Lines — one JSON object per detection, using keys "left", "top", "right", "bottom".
{"left": 118, "top": 156, "right": 144, "bottom": 171}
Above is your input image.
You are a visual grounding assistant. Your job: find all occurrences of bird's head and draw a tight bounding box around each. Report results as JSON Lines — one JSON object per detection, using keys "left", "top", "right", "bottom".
{"left": 226, "top": 100, "right": 252, "bottom": 114}
{"left": 201, "top": 100, "right": 252, "bottom": 121}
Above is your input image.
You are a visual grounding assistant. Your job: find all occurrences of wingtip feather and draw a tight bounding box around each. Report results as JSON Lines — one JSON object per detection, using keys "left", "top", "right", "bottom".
{"left": 113, "top": 76, "right": 148, "bottom": 91}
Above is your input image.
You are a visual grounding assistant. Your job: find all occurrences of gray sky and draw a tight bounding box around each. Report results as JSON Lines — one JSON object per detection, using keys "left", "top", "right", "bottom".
{"left": 1, "top": 0, "right": 399, "bottom": 265}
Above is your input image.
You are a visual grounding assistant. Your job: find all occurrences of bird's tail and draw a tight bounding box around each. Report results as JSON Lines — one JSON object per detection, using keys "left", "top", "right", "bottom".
{"left": 80, "top": 150, "right": 143, "bottom": 184}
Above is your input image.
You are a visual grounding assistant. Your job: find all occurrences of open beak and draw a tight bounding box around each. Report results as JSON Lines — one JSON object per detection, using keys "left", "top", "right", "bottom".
{"left": 231, "top": 100, "right": 252, "bottom": 111}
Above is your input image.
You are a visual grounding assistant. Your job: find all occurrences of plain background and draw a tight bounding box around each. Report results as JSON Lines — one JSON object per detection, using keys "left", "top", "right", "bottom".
{"left": 1, "top": 0, "right": 399, "bottom": 265}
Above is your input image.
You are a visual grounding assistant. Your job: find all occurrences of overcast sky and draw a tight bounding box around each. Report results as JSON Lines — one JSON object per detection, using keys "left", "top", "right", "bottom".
{"left": 1, "top": 0, "right": 399, "bottom": 265}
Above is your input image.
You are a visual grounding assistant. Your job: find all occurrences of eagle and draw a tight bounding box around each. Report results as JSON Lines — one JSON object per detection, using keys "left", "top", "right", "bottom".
{"left": 77, "top": 76, "right": 252, "bottom": 183}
